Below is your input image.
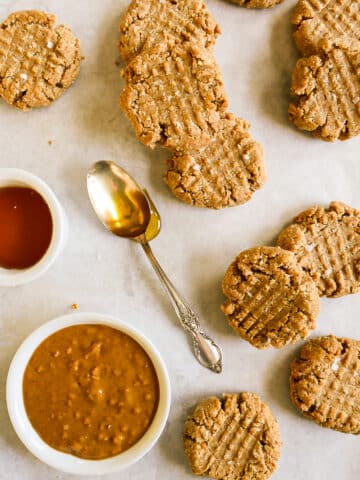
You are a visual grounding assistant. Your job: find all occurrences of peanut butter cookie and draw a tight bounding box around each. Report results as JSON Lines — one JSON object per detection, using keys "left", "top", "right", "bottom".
{"left": 164, "top": 113, "right": 265, "bottom": 209}
{"left": 0, "top": 10, "right": 81, "bottom": 110}
{"left": 119, "top": 0, "right": 220, "bottom": 63}
{"left": 118, "top": 0, "right": 265, "bottom": 209}
{"left": 277, "top": 202, "right": 360, "bottom": 297}
{"left": 221, "top": 246, "right": 320, "bottom": 349}
{"left": 288, "top": 41, "right": 360, "bottom": 141}
{"left": 119, "top": 39, "right": 228, "bottom": 150}
{"left": 293, "top": 0, "right": 360, "bottom": 56}
{"left": 184, "top": 393, "right": 281, "bottom": 480}
{"left": 290, "top": 335, "right": 360, "bottom": 434}
{"left": 289, "top": 0, "right": 360, "bottom": 141}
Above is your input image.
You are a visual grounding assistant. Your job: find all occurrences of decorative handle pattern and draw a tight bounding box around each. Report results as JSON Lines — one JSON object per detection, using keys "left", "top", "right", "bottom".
{"left": 140, "top": 240, "right": 223, "bottom": 373}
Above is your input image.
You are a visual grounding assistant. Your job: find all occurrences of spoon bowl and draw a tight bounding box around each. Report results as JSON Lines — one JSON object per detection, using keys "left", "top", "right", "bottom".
{"left": 87, "top": 161, "right": 150, "bottom": 238}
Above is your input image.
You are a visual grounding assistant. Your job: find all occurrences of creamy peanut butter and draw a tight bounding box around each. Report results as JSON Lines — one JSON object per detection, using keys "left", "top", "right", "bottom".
{"left": 23, "top": 324, "right": 159, "bottom": 459}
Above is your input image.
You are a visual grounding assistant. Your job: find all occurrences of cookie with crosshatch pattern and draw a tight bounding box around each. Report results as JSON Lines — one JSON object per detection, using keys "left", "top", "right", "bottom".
{"left": 0, "top": 10, "right": 81, "bottom": 110}
{"left": 288, "top": 39, "right": 360, "bottom": 141}
{"left": 289, "top": 0, "right": 360, "bottom": 141}
{"left": 292, "top": 0, "right": 360, "bottom": 56}
{"left": 164, "top": 113, "right": 265, "bottom": 209}
{"left": 277, "top": 202, "right": 360, "bottom": 297}
{"left": 119, "top": 38, "right": 228, "bottom": 151}
{"left": 118, "top": 0, "right": 220, "bottom": 63}
{"left": 118, "top": 0, "right": 266, "bottom": 210}
{"left": 221, "top": 246, "right": 321, "bottom": 349}
{"left": 184, "top": 393, "right": 282, "bottom": 480}
{"left": 290, "top": 335, "right": 360, "bottom": 434}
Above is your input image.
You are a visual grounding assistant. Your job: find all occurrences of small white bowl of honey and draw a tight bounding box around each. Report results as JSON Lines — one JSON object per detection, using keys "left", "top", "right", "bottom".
{"left": 0, "top": 168, "right": 67, "bottom": 286}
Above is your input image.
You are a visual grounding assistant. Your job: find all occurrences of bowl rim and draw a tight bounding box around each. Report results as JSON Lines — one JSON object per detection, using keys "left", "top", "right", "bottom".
{"left": 6, "top": 312, "right": 171, "bottom": 475}
{"left": 0, "top": 168, "right": 67, "bottom": 287}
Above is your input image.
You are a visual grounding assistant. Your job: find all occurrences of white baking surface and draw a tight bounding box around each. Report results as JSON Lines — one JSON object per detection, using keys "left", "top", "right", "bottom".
{"left": 0, "top": 1, "right": 360, "bottom": 479}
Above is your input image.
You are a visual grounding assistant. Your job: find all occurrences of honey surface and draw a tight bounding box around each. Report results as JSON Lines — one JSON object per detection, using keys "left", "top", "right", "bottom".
{"left": 0, "top": 186, "right": 52, "bottom": 269}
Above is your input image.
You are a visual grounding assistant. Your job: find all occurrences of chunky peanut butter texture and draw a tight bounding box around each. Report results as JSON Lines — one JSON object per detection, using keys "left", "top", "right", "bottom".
{"left": 23, "top": 324, "right": 159, "bottom": 460}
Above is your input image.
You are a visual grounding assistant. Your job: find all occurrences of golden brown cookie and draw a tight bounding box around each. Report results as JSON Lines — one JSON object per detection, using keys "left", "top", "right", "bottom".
{"left": 0, "top": 10, "right": 81, "bottom": 110}
{"left": 221, "top": 246, "right": 321, "bottom": 349}
{"left": 164, "top": 113, "right": 265, "bottom": 209}
{"left": 119, "top": 39, "right": 228, "bottom": 150}
{"left": 118, "top": 0, "right": 266, "bottom": 209}
{"left": 290, "top": 335, "right": 360, "bottom": 434}
{"left": 227, "top": 0, "right": 283, "bottom": 9}
{"left": 184, "top": 393, "right": 281, "bottom": 480}
{"left": 118, "top": 0, "right": 220, "bottom": 63}
{"left": 289, "top": 0, "right": 360, "bottom": 141}
{"left": 277, "top": 202, "right": 360, "bottom": 298}
{"left": 293, "top": 0, "right": 360, "bottom": 56}
{"left": 288, "top": 42, "right": 360, "bottom": 141}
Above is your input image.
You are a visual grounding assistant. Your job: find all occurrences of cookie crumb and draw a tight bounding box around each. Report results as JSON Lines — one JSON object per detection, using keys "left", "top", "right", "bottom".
{"left": 331, "top": 357, "right": 340, "bottom": 371}
{"left": 48, "top": 140, "right": 53, "bottom": 145}
{"left": 71, "top": 303, "right": 79, "bottom": 310}
{"left": 305, "top": 243, "right": 316, "bottom": 252}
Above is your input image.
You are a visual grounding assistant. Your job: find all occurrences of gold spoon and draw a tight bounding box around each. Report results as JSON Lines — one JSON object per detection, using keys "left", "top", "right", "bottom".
{"left": 87, "top": 160, "right": 223, "bottom": 373}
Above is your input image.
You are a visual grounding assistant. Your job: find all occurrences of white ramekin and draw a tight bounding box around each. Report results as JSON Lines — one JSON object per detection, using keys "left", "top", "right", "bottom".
{"left": 0, "top": 168, "right": 67, "bottom": 286}
{"left": 6, "top": 312, "right": 171, "bottom": 475}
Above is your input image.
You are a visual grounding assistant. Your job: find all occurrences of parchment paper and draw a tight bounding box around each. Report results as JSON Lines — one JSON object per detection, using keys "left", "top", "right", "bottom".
{"left": 0, "top": 1, "right": 360, "bottom": 479}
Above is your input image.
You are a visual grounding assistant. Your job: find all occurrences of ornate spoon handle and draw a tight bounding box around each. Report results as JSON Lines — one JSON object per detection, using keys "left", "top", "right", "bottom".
{"left": 140, "top": 240, "right": 222, "bottom": 373}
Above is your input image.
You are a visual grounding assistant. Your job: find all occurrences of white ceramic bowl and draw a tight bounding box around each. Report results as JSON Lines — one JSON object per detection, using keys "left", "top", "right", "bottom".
{"left": 0, "top": 168, "right": 67, "bottom": 286}
{"left": 6, "top": 312, "right": 171, "bottom": 475}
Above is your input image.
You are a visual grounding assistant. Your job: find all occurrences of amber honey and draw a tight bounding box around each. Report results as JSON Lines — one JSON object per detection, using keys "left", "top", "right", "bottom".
{"left": 0, "top": 186, "right": 53, "bottom": 269}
